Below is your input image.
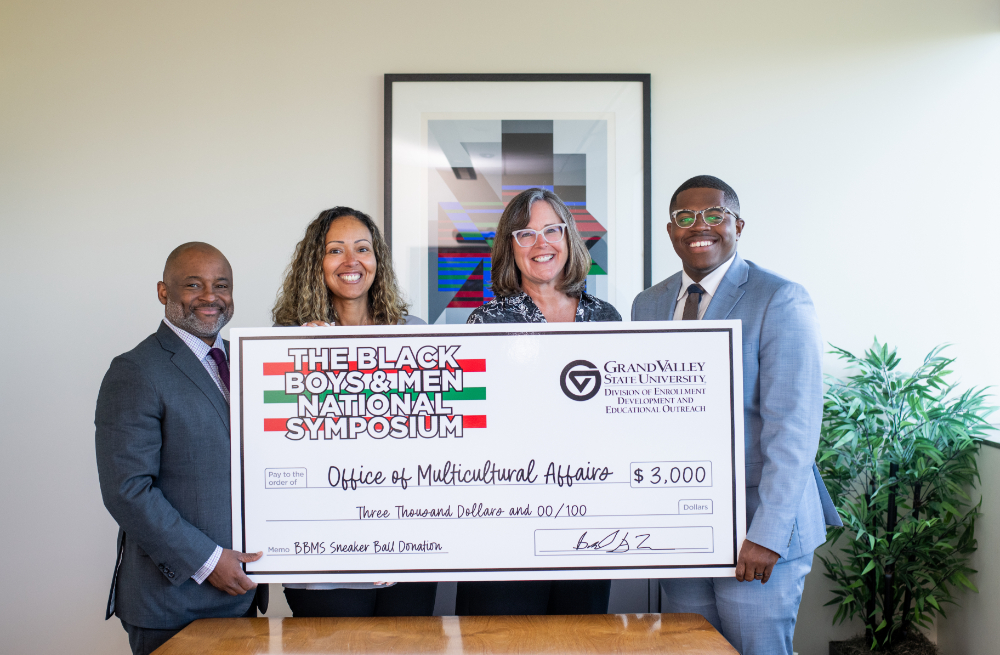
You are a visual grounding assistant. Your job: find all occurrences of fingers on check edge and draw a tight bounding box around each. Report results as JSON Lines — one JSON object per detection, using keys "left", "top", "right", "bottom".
{"left": 228, "top": 578, "right": 255, "bottom": 595}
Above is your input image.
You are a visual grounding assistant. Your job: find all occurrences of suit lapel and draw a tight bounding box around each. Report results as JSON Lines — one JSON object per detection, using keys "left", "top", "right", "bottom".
{"left": 156, "top": 322, "right": 231, "bottom": 432}
{"left": 662, "top": 275, "right": 683, "bottom": 321}
{"left": 702, "top": 254, "right": 749, "bottom": 321}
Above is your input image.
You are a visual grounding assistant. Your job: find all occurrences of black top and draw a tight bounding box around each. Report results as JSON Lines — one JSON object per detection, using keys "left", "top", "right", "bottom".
{"left": 467, "top": 291, "right": 622, "bottom": 324}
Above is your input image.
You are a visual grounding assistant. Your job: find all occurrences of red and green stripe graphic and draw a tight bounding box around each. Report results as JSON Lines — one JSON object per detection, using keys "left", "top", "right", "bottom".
{"left": 261, "top": 359, "right": 487, "bottom": 375}
{"left": 260, "top": 359, "right": 487, "bottom": 432}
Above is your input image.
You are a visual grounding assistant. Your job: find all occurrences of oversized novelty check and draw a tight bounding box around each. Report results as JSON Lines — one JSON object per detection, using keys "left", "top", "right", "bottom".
{"left": 230, "top": 321, "right": 746, "bottom": 582}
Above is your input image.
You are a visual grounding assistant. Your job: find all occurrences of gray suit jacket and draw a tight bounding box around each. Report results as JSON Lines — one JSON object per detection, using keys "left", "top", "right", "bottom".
{"left": 632, "top": 254, "right": 841, "bottom": 560}
{"left": 96, "top": 321, "right": 253, "bottom": 629}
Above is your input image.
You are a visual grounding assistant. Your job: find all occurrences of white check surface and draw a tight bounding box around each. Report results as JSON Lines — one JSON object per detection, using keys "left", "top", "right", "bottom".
{"left": 231, "top": 321, "right": 745, "bottom": 582}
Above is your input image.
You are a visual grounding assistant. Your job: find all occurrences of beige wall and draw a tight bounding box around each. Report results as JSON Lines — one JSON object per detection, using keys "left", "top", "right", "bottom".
{"left": 1, "top": 1, "right": 998, "bottom": 653}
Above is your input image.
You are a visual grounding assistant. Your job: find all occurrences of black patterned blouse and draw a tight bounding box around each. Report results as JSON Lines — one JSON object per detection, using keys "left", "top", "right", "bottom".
{"left": 466, "top": 291, "right": 621, "bottom": 324}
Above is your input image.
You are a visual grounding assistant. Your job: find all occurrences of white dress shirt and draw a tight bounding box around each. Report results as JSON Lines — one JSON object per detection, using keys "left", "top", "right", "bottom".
{"left": 673, "top": 253, "right": 737, "bottom": 321}
{"left": 162, "top": 318, "right": 226, "bottom": 584}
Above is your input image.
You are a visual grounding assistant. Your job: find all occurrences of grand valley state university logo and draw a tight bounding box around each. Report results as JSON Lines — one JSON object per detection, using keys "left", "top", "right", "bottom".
{"left": 560, "top": 360, "right": 602, "bottom": 401}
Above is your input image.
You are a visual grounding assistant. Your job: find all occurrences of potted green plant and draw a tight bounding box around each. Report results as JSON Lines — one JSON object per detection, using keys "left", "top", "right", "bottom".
{"left": 817, "top": 341, "right": 995, "bottom": 654}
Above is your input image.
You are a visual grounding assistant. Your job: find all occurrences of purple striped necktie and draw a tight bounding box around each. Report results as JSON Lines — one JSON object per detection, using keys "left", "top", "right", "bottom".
{"left": 208, "top": 347, "right": 230, "bottom": 392}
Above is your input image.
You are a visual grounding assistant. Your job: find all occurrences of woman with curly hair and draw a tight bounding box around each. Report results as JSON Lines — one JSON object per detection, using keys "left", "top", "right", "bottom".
{"left": 272, "top": 206, "right": 422, "bottom": 328}
{"left": 272, "top": 206, "right": 434, "bottom": 617}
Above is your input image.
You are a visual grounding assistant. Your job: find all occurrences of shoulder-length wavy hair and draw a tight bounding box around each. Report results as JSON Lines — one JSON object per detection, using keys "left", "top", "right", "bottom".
{"left": 271, "top": 207, "right": 410, "bottom": 326}
{"left": 490, "top": 188, "right": 591, "bottom": 298}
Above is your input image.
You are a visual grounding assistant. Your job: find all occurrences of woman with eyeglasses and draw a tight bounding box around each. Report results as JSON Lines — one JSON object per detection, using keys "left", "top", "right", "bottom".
{"left": 271, "top": 206, "right": 437, "bottom": 618}
{"left": 459, "top": 187, "right": 619, "bottom": 616}
{"left": 467, "top": 187, "right": 620, "bottom": 325}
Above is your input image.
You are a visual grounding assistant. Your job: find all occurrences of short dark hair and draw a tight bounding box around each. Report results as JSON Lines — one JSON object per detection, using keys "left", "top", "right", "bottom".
{"left": 669, "top": 175, "right": 740, "bottom": 215}
{"left": 490, "top": 188, "right": 591, "bottom": 298}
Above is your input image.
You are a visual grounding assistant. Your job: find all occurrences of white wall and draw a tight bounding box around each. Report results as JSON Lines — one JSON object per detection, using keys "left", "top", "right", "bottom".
{"left": 1, "top": 1, "right": 998, "bottom": 653}
{"left": 936, "top": 444, "right": 1000, "bottom": 655}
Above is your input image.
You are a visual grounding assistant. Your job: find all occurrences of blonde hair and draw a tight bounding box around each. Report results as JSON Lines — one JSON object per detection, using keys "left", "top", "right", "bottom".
{"left": 490, "top": 188, "right": 591, "bottom": 298}
{"left": 272, "top": 207, "right": 409, "bottom": 326}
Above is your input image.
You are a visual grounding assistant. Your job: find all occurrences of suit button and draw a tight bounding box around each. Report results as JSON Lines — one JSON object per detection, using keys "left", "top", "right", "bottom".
{"left": 168, "top": 572, "right": 175, "bottom": 579}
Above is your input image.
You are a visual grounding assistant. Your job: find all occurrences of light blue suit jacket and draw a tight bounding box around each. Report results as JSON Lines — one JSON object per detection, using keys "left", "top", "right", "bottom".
{"left": 632, "top": 254, "right": 841, "bottom": 560}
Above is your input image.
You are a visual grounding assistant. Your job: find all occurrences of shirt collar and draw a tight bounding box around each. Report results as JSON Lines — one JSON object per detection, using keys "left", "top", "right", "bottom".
{"left": 512, "top": 291, "right": 591, "bottom": 322}
{"left": 162, "top": 318, "right": 225, "bottom": 360}
{"left": 677, "top": 252, "right": 738, "bottom": 300}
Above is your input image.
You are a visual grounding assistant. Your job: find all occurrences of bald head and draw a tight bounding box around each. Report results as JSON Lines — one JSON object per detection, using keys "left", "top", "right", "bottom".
{"left": 163, "top": 242, "right": 231, "bottom": 283}
{"left": 158, "top": 242, "right": 234, "bottom": 345}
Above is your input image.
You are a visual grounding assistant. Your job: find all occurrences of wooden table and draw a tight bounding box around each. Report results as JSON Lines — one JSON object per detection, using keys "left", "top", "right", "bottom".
{"left": 155, "top": 614, "right": 737, "bottom": 654}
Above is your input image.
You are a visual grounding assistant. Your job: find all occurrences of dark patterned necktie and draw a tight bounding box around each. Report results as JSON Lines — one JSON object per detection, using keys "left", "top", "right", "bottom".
{"left": 682, "top": 284, "right": 706, "bottom": 320}
{"left": 208, "top": 347, "right": 230, "bottom": 392}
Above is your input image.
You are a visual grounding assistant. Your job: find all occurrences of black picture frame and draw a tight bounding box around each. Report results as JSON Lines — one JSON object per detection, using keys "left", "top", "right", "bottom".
{"left": 385, "top": 73, "right": 652, "bottom": 322}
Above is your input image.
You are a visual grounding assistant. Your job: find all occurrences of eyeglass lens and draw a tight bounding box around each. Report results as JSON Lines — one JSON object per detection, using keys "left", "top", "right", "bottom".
{"left": 513, "top": 224, "right": 566, "bottom": 247}
{"left": 673, "top": 208, "right": 728, "bottom": 228}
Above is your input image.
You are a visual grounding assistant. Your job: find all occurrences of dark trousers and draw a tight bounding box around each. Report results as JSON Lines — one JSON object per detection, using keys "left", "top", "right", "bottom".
{"left": 120, "top": 589, "right": 261, "bottom": 655}
{"left": 283, "top": 582, "right": 438, "bottom": 618}
{"left": 455, "top": 580, "right": 611, "bottom": 615}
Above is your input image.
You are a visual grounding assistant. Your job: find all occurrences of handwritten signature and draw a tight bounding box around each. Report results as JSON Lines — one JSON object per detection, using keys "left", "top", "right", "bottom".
{"left": 574, "top": 529, "right": 673, "bottom": 553}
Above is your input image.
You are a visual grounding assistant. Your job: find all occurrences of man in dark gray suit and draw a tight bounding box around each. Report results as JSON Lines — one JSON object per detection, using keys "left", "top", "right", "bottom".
{"left": 632, "top": 176, "right": 840, "bottom": 654}
{"left": 96, "top": 242, "right": 266, "bottom": 655}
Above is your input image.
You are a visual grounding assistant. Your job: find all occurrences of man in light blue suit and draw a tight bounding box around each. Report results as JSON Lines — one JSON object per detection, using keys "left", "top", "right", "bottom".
{"left": 632, "top": 175, "right": 841, "bottom": 655}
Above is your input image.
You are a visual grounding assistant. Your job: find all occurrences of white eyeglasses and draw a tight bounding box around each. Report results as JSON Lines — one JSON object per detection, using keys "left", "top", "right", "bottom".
{"left": 670, "top": 206, "right": 739, "bottom": 229}
{"left": 511, "top": 223, "right": 567, "bottom": 247}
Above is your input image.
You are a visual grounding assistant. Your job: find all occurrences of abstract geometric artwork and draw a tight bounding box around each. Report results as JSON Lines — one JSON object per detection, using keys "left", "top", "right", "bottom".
{"left": 386, "top": 75, "right": 650, "bottom": 325}
{"left": 426, "top": 119, "right": 610, "bottom": 324}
